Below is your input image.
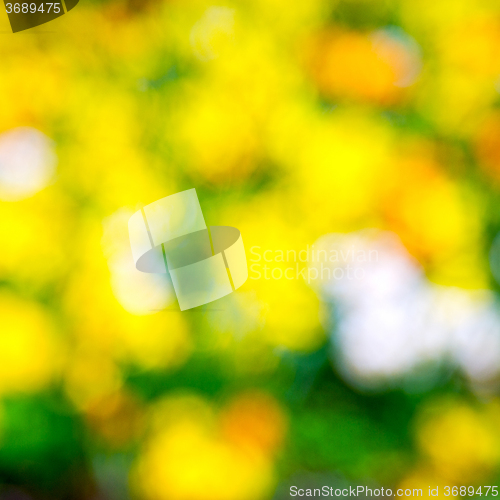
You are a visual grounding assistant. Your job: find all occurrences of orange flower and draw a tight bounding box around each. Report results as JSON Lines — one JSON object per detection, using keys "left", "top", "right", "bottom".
{"left": 474, "top": 112, "right": 500, "bottom": 182}
{"left": 305, "top": 28, "right": 418, "bottom": 105}
{"left": 85, "top": 390, "right": 145, "bottom": 448}
{"left": 219, "top": 390, "right": 288, "bottom": 457}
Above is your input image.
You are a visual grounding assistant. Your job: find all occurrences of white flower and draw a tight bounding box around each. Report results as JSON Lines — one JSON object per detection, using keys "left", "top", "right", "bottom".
{"left": 316, "top": 230, "right": 500, "bottom": 390}
{"left": 102, "top": 209, "right": 176, "bottom": 315}
{"left": 0, "top": 127, "right": 57, "bottom": 201}
{"left": 190, "top": 6, "right": 235, "bottom": 61}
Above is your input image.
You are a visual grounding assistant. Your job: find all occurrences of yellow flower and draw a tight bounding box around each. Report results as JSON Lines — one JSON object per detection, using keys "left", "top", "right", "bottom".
{"left": 383, "top": 141, "right": 487, "bottom": 288}
{"left": 251, "top": 0, "right": 327, "bottom": 36}
{"left": 416, "top": 399, "right": 500, "bottom": 483}
{"left": 417, "top": 70, "right": 497, "bottom": 136}
{"left": 64, "top": 216, "right": 192, "bottom": 371}
{"left": 398, "top": 467, "right": 457, "bottom": 499}
{"left": 134, "top": 392, "right": 285, "bottom": 500}
{"left": 0, "top": 292, "right": 63, "bottom": 394}
{"left": 217, "top": 195, "right": 326, "bottom": 352}
{"left": 295, "top": 110, "right": 397, "bottom": 231}
{"left": 64, "top": 348, "right": 123, "bottom": 411}
{"left": 60, "top": 86, "right": 167, "bottom": 212}
{"left": 400, "top": 0, "right": 500, "bottom": 135}
{"left": 437, "top": 17, "right": 500, "bottom": 78}
{"left": 170, "top": 81, "right": 261, "bottom": 184}
{"left": 0, "top": 187, "right": 73, "bottom": 288}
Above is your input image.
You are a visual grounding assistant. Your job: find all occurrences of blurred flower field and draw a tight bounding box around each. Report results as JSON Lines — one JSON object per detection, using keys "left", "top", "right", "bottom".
{"left": 1, "top": 0, "right": 500, "bottom": 498}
